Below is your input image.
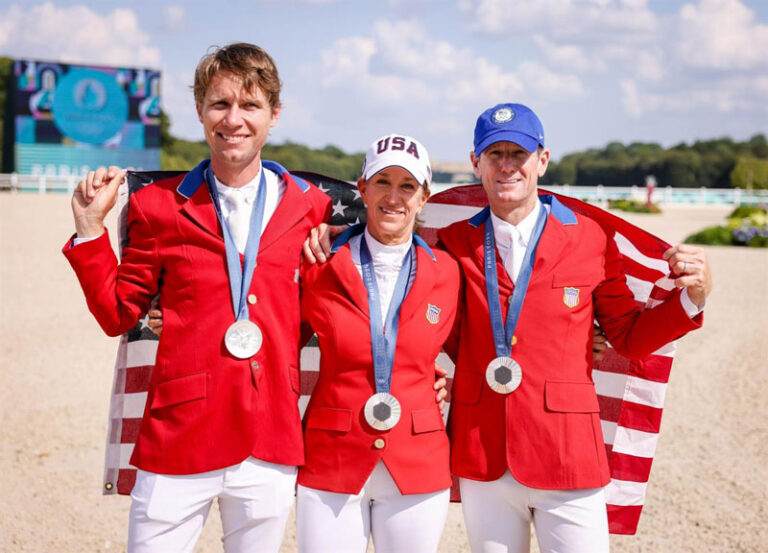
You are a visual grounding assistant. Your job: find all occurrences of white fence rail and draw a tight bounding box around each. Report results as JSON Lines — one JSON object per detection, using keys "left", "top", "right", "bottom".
{"left": 1, "top": 173, "right": 767, "bottom": 206}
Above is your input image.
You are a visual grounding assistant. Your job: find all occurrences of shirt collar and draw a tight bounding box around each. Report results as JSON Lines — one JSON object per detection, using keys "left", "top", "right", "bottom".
{"left": 214, "top": 165, "right": 262, "bottom": 204}
{"left": 363, "top": 227, "right": 413, "bottom": 264}
{"left": 490, "top": 199, "right": 542, "bottom": 249}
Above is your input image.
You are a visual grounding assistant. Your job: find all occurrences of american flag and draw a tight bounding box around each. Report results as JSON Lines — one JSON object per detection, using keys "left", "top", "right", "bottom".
{"left": 103, "top": 169, "right": 678, "bottom": 535}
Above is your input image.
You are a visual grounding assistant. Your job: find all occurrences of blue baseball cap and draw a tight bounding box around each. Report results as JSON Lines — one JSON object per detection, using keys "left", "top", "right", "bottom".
{"left": 473, "top": 103, "right": 545, "bottom": 157}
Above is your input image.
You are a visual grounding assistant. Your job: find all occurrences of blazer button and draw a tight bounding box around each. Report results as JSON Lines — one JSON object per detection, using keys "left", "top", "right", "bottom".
{"left": 250, "top": 360, "right": 259, "bottom": 370}
{"left": 511, "top": 335, "right": 518, "bottom": 346}
{"left": 247, "top": 294, "right": 258, "bottom": 305}
{"left": 373, "top": 438, "right": 386, "bottom": 450}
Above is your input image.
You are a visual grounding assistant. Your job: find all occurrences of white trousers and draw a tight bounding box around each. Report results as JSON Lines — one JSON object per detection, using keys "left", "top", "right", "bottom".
{"left": 128, "top": 457, "right": 297, "bottom": 553}
{"left": 296, "top": 461, "right": 450, "bottom": 553}
{"left": 460, "top": 472, "right": 609, "bottom": 553}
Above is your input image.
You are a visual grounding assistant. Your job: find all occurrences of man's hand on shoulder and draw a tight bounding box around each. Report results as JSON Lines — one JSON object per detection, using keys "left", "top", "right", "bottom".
{"left": 302, "top": 224, "right": 347, "bottom": 264}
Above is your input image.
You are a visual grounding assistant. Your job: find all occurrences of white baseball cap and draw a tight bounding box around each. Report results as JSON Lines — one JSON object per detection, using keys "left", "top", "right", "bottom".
{"left": 361, "top": 134, "right": 432, "bottom": 186}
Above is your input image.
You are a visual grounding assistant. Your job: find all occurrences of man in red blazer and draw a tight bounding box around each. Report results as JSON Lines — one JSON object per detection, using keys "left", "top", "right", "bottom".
{"left": 438, "top": 103, "right": 712, "bottom": 553}
{"left": 63, "top": 43, "right": 331, "bottom": 553}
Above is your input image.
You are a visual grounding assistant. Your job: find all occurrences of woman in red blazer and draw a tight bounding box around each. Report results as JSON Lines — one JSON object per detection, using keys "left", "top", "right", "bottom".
{"left": 296, "top": 134, "right": 460, "bottom": 553}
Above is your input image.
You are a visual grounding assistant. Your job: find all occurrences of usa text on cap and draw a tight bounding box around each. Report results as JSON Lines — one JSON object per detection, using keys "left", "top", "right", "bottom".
{"left": 362, "top": 134, "right": 432, "bottom": 186}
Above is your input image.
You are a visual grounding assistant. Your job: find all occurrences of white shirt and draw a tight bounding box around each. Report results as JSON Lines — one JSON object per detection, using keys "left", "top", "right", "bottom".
{"left": 214, "top": 165, "right": 286, "bottom": 251}
{"left": 489, "top": 202, "right": 703, "bottom": 317}
{"left": 349, "top": 228, "right": 417, "bottom": 327}
{"left": 490, "top": 200, "right": 542, "bottom": 283}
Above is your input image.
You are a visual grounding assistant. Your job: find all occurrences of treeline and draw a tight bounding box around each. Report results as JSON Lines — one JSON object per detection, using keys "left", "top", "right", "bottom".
{"left": 540, "top": 136, "right": 768, "bottom": 189}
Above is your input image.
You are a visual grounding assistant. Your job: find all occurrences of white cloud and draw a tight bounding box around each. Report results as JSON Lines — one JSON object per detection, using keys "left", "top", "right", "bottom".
{"left": 370, "top": 19, "right": 474, "bottom": 79}
{"left": 675, "top": 0, "right": 768, "bottom": 70}
{"left": 633, "top": 51, "right": 665, "bottom": 82}
{"left": 621, "top": 73, "right": 768, "bottom": 118}
{"left": 288, "top": 17, "right": 590, "bottom": 159}
{"left": 533, "top": 35, "right": 601, "bottom": 72}
{"left": 163, "top": 4, "right": 186, "bottom": 28}
{"left": 317, "top": 37, "right": 378, "bottom": 86}
{"left": 517, "top": 61, "right": 585, "bottom": 100}
{"left": 159, "top": 67, "right": 201, "bottom": 140}
{"left": 0, "top": 3, "right": 160, "bottom": 67}
{"left": 461, "top": 0, "right": 658, "bottom": 42}
{"left": 306, "top": 18, "right": 584, "bottom": 112}
{"left": 462, "top": 0, "right": 768, "bottom": 122}
{"left": 620, "top": 79, "right": 644, "bottom": 117}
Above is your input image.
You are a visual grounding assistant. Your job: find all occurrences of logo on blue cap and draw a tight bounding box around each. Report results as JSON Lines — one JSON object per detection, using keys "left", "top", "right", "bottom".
{"left": 492, "top": 108, "right": 514, "bottom": 124}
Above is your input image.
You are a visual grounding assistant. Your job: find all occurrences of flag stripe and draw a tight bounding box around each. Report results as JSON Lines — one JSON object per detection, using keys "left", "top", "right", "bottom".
{"left": 120, "top": 418, "right": 143, "bottom": 443}
{"left": 609, "top": 451, "right": 654, "bottom": 483}
{"left": 614, "top": 232, "right": 670, "bottom": 273}
{"left": 601, "top": 420, "right": 618, "bottom": 446}
{"left": 612, "top": 426, "right": 660, "bottom": 458}
{"left": 606, "top": 504, "right": 643, "bottom": 535}
{"left": 620, "top": 256, "right": 667, "bottom": 285}
{"left": 123, "top": 366, "right": 153, "bottom": 394}
{"left": 615, "top": 401, "right": 664, "bottom": 434}
{"left": 126, "top": 340, "right": 158, "bottom": 368}
{"left": 122, "top": 392, "right": 148, "bottom": 418}
{"left": 596, "top": 395, "right": 623, "bottom": 423}
{"left": 605, "top": 478, "right": 648, "bottom": 506}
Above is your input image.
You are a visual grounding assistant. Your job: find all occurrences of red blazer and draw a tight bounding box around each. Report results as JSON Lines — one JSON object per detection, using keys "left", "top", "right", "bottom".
{"left": 63, "top": 160, "right": 331, "bottom": 474}
{"left": 439, "top": 196, "right": 702, "bottom": 490}
{"left": 298, "top": 229, "right": 460, "bottom": 495}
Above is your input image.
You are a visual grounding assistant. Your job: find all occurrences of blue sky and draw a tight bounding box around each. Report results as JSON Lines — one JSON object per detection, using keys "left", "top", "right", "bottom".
{"left": 1, "top": 0, "right": 767, "bottom": 163}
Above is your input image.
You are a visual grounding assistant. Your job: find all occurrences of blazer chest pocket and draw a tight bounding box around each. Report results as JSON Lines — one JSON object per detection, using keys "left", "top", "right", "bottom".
{"left": 452, "top": 370, "right": 484, "bottom": 405}
{"left": 151, "top": 372, "right": 207, "bottom": 410}
{"left": 551, "top": 270, "right": 601, "bottom": 289}
{"left": 306, "top": 407, "right": 353, "bottom": 432}
{"left": 551, "top": 270, "right": 601, "bottom": 310}
{"left": 545, "top": 381, "right": 599, "bottom": 413}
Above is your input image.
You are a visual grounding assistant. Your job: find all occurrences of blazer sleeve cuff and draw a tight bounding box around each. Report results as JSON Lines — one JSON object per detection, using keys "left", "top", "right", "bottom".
{"left": 63, "top": 229, "right": 109, "bottom": 253}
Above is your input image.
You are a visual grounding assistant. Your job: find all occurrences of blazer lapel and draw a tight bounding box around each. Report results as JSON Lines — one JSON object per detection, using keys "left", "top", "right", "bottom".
{"left": 259, "top": 174, "right": 312, "bottom": 252}
{"left": 531, "top": 213, "right": 571, "bottom": 279}
{"left": 179, "top": 179, "right": 222, "bottom": 239}
{"left": 328, "top": 245, "right": 370, "bottom": 318}
{"left": 469, "top": 220, "right": 515, "bottom": 297}
{"left": 398, "top": 245, "right": 440, "bottom": 326}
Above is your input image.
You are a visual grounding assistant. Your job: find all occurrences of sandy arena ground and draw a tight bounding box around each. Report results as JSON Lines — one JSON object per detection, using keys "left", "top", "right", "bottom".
{"left": 1, "top": 194, "right": 766, "bottom": 552}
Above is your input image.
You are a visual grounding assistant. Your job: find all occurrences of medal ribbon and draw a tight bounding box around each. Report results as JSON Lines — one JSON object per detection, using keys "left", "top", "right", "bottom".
{"left": 360, "top": 234, "right": 414, "bottom": 394}
{"left": 484, "top": 202, "right": 548, "bottom": 357}
{"left": 205, "top": 166, "right": 268, "bottom": 321}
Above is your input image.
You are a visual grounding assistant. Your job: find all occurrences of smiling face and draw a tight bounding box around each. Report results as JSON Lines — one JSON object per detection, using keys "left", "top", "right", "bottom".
{"left": 196, "top": 71, "right": 280, "bottom": 187}
{"left": 471, "top": 141, "right": 550, "bottom": 224}
{"left": 358, "top": 167, "right": 430, "bottom": 245}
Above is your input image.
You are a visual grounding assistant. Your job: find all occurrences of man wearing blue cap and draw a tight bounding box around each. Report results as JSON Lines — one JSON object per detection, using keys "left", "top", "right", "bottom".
{"left": 438, "top": 103, "right": 712, "bottom": 553}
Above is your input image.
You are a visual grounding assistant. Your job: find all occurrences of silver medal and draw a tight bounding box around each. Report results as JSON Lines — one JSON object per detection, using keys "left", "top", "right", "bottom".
{"left": 225, "top": 320, "right": 263, "bottom": 359}
{"left": 485, "top": 356, "right": 522, "bottom": 394}
{"left": 363, "top": 393, "right": 402, "bottom": 431}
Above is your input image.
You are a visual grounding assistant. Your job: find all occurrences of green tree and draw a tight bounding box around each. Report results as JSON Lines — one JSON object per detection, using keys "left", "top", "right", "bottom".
{"left": 159, "top": 110, "right": 175, "bottom": 148}
{"left": 730, "top": 156, "right": 768, "bottom": 189}
{"left": 748, "top": 134, "right": 768, "bottom": 158}
{"left": 657, "top": 150, "right": 702, "bottom": 188}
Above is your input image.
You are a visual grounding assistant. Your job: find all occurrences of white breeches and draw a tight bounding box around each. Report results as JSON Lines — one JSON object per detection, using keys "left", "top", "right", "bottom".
{"left": 128, "top": 457, "right": 297, "bottom": 553}
{"left": 460, "top": 472, "right": 609, "bottom": 553}
{"left": 297, "top": 461, "right": 449, "bottom": 553}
